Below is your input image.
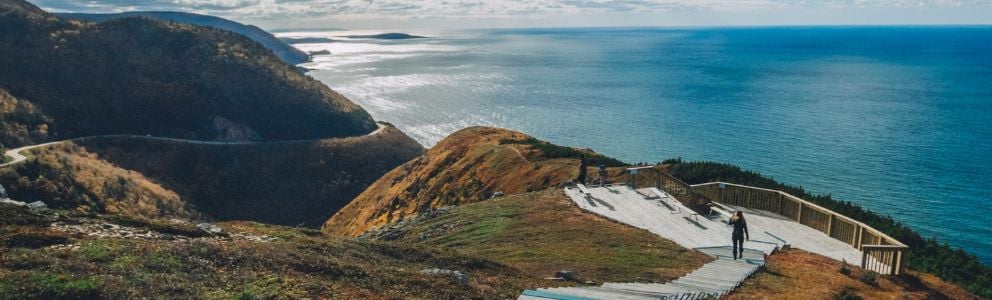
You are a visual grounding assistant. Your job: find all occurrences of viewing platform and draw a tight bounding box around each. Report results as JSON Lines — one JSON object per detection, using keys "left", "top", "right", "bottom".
{"left": 520, "top": 176, "right": 907, "bottom": 300}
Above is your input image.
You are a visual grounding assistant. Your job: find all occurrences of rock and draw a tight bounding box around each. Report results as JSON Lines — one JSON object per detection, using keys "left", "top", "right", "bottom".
{"left": 197, "top": 223, "right": 224, "bottom": 235}
{"left": 420, "top": 268, "right": 469, "bottom": 285}
{"left": 0, "top": 184, "right": 7, "bottom": 199}
{"left": 26, "top": 201, "right": 48, "bottom": 211}
{"left": 0, "top": 199, "right": 26, "bottom": 206}
{"left": 555, "top": 270, "right": 582, "bottom": 282}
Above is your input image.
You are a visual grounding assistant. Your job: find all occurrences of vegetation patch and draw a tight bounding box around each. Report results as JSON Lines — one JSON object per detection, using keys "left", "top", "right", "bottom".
{"left": 500, "top": 136, "right": 626, "bottom": 167}
{"left": 374, "top": 189, "right": 711, "bottom": 283}
{"left": 0, "top": 273, "right": 101, "bottom": 299}
{"left": 3, "top": 229, "right": 71, "bottom": 249}
{"left": 729, "top": 249, "right": 977, "bottom": 299}
{"left": 0, "top": 206, "right": 540, "bottom": 299}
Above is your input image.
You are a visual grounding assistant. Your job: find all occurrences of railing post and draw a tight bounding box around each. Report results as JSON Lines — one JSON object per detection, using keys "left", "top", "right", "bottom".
{"left": 894, "top": 250, "right": 903, "bottom": 275}
{"left": 861, "top": 249, "right": 869, "bottom": 271}
{"left": 857, "top": 227, "right": 864, "bottom": 250}
{"left": 797, "top": 201, "right": 804, "bottom": 224}
{"left": 827, "top": 214, "right": 835, "bottom": 237}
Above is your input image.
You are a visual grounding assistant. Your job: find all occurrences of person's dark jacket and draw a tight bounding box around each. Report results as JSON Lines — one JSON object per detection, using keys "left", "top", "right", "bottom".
{"left": 730, "top": 217, "right": 749, "bottom": 240}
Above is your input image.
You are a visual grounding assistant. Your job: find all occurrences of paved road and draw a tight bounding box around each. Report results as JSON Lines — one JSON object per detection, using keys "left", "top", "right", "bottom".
{"left": 1, "top": 123, "right": 386, "bottom": 168}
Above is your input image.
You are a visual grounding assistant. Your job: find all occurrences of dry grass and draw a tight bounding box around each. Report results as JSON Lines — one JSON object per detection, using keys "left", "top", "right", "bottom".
{"left": 0, "top": 143, "right": 203, "bottom": 221}
{"left": 374, "top": 189, "right": 712, "bottom": 284}
{"left": 729, "top": 249, "right": 979, "bottom": 299}
{"left": 0, "top": 203, "right": 538, "bottom": 299}
{"left": 325, "top": 127, "right": 597, "bottom": 237}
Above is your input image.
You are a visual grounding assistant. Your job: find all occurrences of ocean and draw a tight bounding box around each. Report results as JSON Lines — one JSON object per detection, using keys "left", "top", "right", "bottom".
{"left": 278, "top": 27, "right": 992, "bottom": 262}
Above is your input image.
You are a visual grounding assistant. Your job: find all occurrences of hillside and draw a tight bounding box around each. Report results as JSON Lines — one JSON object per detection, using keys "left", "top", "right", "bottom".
{"left": 0, "top": 202, "right": 536, "bottom": 299}
{"left": 0, "top": 143, "right": 203, "bottom": 220}
{"left": 0, "top": 89, "right": 52, "bottom": 147}
{"left": 731, "top": 249, "right": 977, "bottom": 299}
{"left": 0, "top": 0, "right": 375, "bottom": 146}
{"left": 57, "top": 11, "right": 309, "bottom": 65}
{"left": 2, "top": 124, "right": 424, "bottom": 226}
{"left": 363, "top": 190, "right": 712, "bottom": 283}
{"left": 323, "top": 127, "right": 624, "bottom": 237}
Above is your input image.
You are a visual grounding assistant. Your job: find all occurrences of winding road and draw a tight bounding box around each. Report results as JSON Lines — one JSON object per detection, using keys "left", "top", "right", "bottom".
{"left": 1, "top": 122, "right": 387, "bottom": 168}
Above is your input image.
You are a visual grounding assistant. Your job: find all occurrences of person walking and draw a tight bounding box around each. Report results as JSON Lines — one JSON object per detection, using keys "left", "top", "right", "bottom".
{"left": 577, "top": 154, "right": 587, "bottom": 184}
{"left": 729, "top": 211, "right": 749, "bottom": 260}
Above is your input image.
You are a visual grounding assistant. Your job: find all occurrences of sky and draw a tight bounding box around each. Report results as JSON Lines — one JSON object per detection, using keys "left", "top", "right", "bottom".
{"left": 31, "top": 0, "right": 992, "bottom": 30}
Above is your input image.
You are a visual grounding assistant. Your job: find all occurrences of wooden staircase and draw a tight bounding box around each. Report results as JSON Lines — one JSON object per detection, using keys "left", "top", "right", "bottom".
{"left": 519, "top": 246, "right": 766, "bottom": 300}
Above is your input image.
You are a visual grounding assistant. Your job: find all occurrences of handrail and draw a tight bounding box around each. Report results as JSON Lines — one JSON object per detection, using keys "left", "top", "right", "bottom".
{"left": 691, "top": 182, "right": 906, "bottom": 247}
{"left": 690, "top": 181, "right": 907, "bottom": 275}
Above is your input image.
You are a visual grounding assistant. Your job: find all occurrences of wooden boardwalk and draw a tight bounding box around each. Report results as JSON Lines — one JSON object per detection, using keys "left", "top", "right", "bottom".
{"left": 518, "top": 184, "right": 866, "bottom": 299}
{"left": 520, "top": 246, "right": 765, "bottom": 299}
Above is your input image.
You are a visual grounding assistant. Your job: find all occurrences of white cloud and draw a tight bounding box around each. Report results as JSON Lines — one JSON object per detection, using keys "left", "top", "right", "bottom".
{"left": 30, "top": 0, "right": 992, "bottom": 28}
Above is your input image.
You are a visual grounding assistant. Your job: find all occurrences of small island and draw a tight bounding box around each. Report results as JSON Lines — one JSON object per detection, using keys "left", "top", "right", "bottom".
{"left": 279, "top": 37, "right": 335, "bottom": 44}
{"left": 343, "top": 32, "right": 426, "bottom": 39}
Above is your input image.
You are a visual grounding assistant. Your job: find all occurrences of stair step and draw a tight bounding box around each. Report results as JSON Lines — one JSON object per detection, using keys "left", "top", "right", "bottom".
{"left": 521, "top": 289, "right": 597, "bottom": 300}
{"left": 600, "top": 283, "right": 686, "bottom": 294}
{"left": 538, "top": 287, "right": 659, "bottom": 300}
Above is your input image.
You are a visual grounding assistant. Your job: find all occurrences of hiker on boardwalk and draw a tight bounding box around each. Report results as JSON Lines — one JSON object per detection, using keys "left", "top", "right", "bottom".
{"left": 729, "top": 211, "right": 749, "bottom": 260}
{"left": 577, "top": 154, "right": 587, "bottom": 184}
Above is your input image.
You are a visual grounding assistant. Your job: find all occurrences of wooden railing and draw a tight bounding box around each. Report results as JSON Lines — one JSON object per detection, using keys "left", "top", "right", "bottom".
{"left": 624, "top": 166, "right": 711, "bottom": 208}
{"left": 691, "top": 182, "right": 907, "bottom": 275}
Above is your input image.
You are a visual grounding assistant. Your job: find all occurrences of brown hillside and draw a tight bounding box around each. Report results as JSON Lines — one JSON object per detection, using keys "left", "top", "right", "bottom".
{"left": 324, "top": 127, "right": 621, "bottom": 237}
{"left": 0, "top": 143, "right": 202, "bottom": 220}
{"left": 366, "top": 190, "right": 712, "bottom": 283}
{"left": 730, "top": 249, "right": 979, "bottom": 299}
{"left": 3, "top": 124, "right": 423, "bottom": 226}
{"left": 0, "top": 89, "right": 52, "bottom": 147}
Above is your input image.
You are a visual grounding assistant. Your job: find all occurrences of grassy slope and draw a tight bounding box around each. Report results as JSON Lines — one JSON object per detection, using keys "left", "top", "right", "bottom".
{"left": 731, "top": 249, "right": 978, "bottom": 299}
{"left": 368, "top": 190, "right": 712, "bottom": 283}
{"left": 2, "top": 125, "right": 424, "bottom": 226}
{"left": 325, "top": 127, "right": 621, "bottom": 237}
{"left": 0, "top": 203, "right": 535, "bottom": 299}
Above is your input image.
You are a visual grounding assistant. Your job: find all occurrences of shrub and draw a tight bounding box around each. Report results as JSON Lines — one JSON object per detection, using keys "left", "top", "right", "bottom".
{"left": 839, "top": 259, "right": 851, "bottom": 276}
{"left": 0, "top": 273, "right": 101, "bottom": 299}
{"left": 500, "top": 137, "right": 626, "bottom": 167}
{"left": 835, "top": 287, "right": 863, "bottom": 300}
{"left": 859, "top": 271, "right": 877, "bottom": 286}
{"left": 4, "top": 231, "right": 70, "bottom": 248}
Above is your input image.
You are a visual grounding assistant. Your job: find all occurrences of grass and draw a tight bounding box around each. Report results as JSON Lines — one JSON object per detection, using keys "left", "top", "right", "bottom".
{"left": 729, "top": 249, "right": 978, "bottom": 299}
{"left": 379, "top": 189, "right": 712, "bottom": 283}
{"left": 0, "top": 203, "right": 539, "bottom": 299}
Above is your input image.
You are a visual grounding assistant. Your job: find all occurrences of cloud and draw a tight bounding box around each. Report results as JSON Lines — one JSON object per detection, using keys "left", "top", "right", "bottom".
{"left": 30, "top": 0, "right": 992, "bottom": 25}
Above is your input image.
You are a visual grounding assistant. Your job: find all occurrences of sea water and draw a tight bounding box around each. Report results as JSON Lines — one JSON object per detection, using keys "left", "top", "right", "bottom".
{"left": 280, "top": 27, "right": 992, "bottom": 262}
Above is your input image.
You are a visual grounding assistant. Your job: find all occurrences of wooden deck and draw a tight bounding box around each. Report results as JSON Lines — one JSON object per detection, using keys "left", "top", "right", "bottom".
{"left": 518, "top": 184, "right": 870, "bottom": 300}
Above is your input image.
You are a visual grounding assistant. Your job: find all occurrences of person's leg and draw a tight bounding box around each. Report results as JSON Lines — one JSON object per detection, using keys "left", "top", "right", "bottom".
{"left": 731, "top": 237, "right": 739, "bottom": 259}
{"left": 736, "top": 238, "right": 744, "bottom": 258}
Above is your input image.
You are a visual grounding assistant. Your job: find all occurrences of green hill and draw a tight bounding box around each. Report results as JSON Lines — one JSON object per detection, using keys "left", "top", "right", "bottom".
{"left": 57, "top": 11, "right": 310, "bottom": 65}
{"left": 0, "top": 0, "right": 375, "bottom": 146}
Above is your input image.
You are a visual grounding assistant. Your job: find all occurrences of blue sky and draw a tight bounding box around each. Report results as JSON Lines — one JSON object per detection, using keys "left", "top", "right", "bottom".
{"left": 31, "top": 0, "right": 992, "bottom": 30}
